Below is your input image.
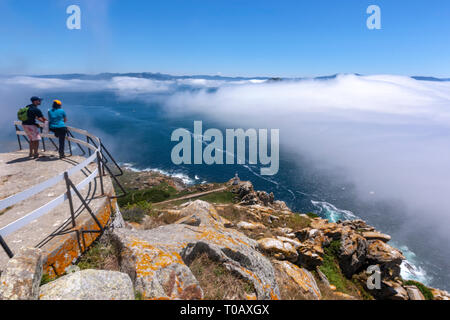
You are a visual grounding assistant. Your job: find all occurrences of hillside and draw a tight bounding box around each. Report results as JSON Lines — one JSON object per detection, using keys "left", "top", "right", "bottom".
{"left": 1, "top": 168, "right": 449, "bottom": 300}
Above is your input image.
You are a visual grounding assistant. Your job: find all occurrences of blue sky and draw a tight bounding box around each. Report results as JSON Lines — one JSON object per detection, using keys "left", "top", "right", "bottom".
{"left": 0, "top": 0, "right": 449, "bottom": 77}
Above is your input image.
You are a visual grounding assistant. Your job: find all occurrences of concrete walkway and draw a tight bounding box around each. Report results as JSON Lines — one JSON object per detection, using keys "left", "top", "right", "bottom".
{"left": 0, "top": 150, "right": 113, "bottom": 271}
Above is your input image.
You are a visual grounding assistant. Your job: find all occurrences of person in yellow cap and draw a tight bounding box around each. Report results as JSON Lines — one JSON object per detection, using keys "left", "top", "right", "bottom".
{"left": 48, "top": 100, "right": 68, "bottom": 159}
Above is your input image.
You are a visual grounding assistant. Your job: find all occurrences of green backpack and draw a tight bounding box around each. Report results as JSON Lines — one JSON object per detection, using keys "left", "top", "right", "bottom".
{"left": 18, "top": 106, "right": 29, "bottom": 122}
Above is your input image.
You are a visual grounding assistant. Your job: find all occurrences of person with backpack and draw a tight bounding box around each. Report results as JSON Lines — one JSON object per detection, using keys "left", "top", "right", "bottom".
{"left": 19, "top": 96, "right": 47, "bottom": 158}
{"left": 48, "top": 100, "right": 68, "bottom": 159}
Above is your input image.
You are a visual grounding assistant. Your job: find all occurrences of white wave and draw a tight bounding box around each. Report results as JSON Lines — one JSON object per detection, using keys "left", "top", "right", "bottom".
{"left": 311, "top": 200, "right": 358, "bottom": 222}
{"left": 391, "top": 242, "right": 431, "bottom": 285}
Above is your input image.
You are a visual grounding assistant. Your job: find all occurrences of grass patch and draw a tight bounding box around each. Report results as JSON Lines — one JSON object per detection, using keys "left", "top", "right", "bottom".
{"left": 121, "top": 206, "right": 147, "bottom": 223}
{"left": 77, "top": 238, "right": 120, "bottom": 271}
{"left": 403, "top": 280, "right": 434, "bottom": 300}
{"left": 272, "top": 213, "right": 311, "bottom": 231}
{"left": 120, "top": 200, "right": 185, "bottom": 229}
{"left": 189, "top": 253, "right": 255, "bottom": 300}
{"left": 216, "top": 205, "right": 250, "bottom": 223}
{"left": 135, "top": 291, "right": 144, "bottom": 300}
{"left": 197, "top": 190, "right": 235, "bottom": 204}
{"left": 319, "top": 242, "right": 348, "bottom": 293}
{"left": 306, "top": 212, "right": 319, "bottom": 219}
{"left": 40, "top": 274, "right": 53, "bottom": 286}
{"left": 118, "top": 183, "right": 178, "bottom": 207}
{"left": 120, "top": 201, "right": 155, "bottom": 224}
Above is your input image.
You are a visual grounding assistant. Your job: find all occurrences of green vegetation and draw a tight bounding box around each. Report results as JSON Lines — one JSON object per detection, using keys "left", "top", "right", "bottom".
{"left": 77, "top": 240, "right": 119, "bottom": 271}
{"left": 280, "top": 214, "right": 312, "bottom": 230}
{"left": 121, "top": 205, "right": 147, "bottom": 224}
{"left": 306, "top": 212, "right": 319, "bottom": 219}
{"left": 319, "top": 241, "right": 348, "bottom": 293}
{"left": 40, "top": 273, "right": 53, "bottom": 286}
{"left": 327, "top": 240, "right": 341, "bottom": 256}
{"left": 121, "top": 201, "right": 154, "bottom": 224}
{"left": 135, "top": 291, "right": 144, "bottom": 300}
{"left": 117, "top": 182, "right": 178, "bottom": 207}
{"left": 403, "top": 280, "right": 434, "bottom": 300}
{"left": 351, "top": 278, "right": 374, "bottom": 300}
{"left": 318, "top": 240, "right": 372, "bottom": 300}
{"left": 216, "top": 205, "right": 244, "bottom": 223}
{"left": 197, "top": 190, "right": 234, "bottom": 204}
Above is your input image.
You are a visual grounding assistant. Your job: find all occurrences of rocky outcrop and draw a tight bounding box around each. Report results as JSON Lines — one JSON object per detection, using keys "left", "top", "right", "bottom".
{"left": 0, "top": 247, "right": 43, "bottom": 300}
{"left": 258, "top": 238, "right": 298, "bottom": 262}
{"left": 339, "top": 232, "right": 368, "bottom": 277}
{"left": 233, "top": 181, "right": 287, "bottom": 210}
{"left": 366, "top": 240, "right": 405, "bottom": 280}
{"left": 39, "top": 270, "right": 134, "bottom": 300}
{"left": 273, "top": 260, "right": 321, "bottom": 300}
{"left": 404, "top": 285, "right": 425, "bottom": 300}
{"left": 113, "top": 231, "right": 204, "bottom": 300}
{"left": 294, "top": 218, "right": 405, "bottom": 282}
{"left": 362, "top": 232, "right": 391, "bottom": 242}
{"left": 237, "top": 221, "right": 266, "bottom": 231}
{"left": 111, "top": 200, "right": 281, "bottom": 300}
{"left": 431, "top": 288, "right": 450, "bottom": 300}
{"left": 296, "top": 243, "right": 324, "bottom": 269}
{"left": 386, "top": 281, "right": 409, "bottom": 300}
{"left": 361, "top": 276, "right": 410, "bottom": 300}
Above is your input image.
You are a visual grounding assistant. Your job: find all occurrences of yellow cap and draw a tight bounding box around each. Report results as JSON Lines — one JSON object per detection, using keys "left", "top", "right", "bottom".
{"left": 53, "top": 100, "right": 62, "bottom": 106}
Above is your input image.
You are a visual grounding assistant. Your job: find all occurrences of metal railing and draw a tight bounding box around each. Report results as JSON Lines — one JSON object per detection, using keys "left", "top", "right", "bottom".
{"left": 0, "top": 122, "right": 126, "bottom": 259}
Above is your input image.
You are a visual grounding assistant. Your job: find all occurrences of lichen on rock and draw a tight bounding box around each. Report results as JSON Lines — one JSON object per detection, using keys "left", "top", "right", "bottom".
{"left": 111, "top": 200, "right": 281, "bottom": 300}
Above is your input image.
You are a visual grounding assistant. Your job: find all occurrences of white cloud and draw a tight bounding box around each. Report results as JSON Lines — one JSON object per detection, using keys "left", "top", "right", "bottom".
{"left": 163, "top": 74, "right": 450, "bottom": 240}
{"left": 108, "top": 77, "right": 172, "bottom": 94}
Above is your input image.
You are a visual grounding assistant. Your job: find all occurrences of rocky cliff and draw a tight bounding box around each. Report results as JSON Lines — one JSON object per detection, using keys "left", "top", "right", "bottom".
{"left": 1, "top": 170, "right": 449, "bottom": 300}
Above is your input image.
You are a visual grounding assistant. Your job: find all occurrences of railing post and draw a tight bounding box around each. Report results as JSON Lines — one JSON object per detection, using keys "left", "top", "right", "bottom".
{"left": 40, "top": 127, "right": 46, "bottom": 152}
{"left": 15, "top": 125, "right": 22, "bottom": 150}
{"left": 66, "top": 178, "right": 104, "bottom": 233}
{"left": 97, "top": 151, "right": 105, "bottom": 196}
{"left": 64, "top": 172, "right": 77, "bottom": 228}
{"left": 0, "top": 235, "right": 14, "bottom": 259}
{"left": 87, "top": 137, "right": 91, "bottom": 156}
{"left": 68, "top": 138, "right": 73, "bottom": 156}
